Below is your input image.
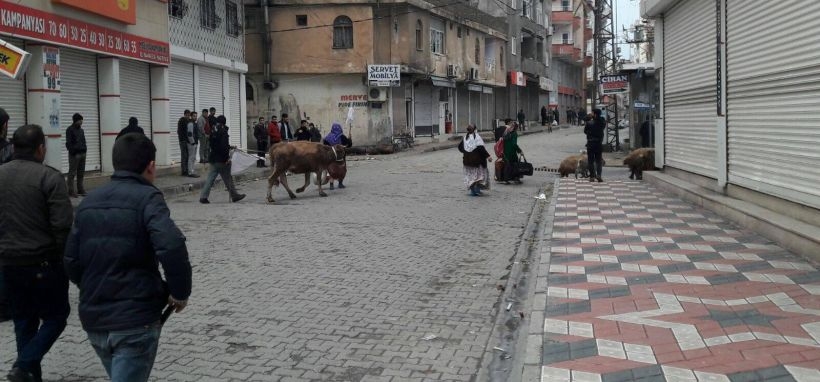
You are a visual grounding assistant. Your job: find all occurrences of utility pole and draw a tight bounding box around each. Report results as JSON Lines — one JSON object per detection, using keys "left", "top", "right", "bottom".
{"left": 592, "top": 0, "right": 620, "bottom": 151}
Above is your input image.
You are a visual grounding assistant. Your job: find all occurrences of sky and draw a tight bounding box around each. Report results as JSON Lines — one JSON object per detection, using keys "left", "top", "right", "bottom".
{"left": 614, "top": 0, "right": 641, "bottom": 59}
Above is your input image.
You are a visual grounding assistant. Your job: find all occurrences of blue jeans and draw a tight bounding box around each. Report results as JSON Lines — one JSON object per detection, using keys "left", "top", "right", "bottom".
{"left": 87, "top": 324, "right": 162, "bottom": 382}
{"left": 3, "top": 262, "right": 71, "bottom": 380}
{"left": 199, "top": 162, "right": 239, "bottom": 200}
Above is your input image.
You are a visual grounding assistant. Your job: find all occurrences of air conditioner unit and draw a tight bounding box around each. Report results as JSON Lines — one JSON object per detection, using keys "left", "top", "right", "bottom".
{"left": 468, "top": 68, "right": 480, "bottom": 80}
{"left": 548, "top": 26, "right": 554, "bottom": 36}
{"left": 447, "top": 64, "right": 457, "bottom": 78}
{"left": 368, "top": 87, "right": 388, "bottom": 102}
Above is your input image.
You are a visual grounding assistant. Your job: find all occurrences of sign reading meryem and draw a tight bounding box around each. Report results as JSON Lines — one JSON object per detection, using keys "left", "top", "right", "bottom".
{"left": 368, "top": 65, "right": 400, "bottom": 87}
{"left": 599, "top": 74, "right": 629, "bottom": 95}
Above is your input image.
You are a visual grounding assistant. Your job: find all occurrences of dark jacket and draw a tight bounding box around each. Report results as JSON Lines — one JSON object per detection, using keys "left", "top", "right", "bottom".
{"left": 458, "top": 137, "right": 491, "bottom": 168}
{"left": 584, "top": 117, "right": 606, "bottom": 143}
{"left": 65, "top": 124, "right": 87, "bottom": 155}
{"left": 253, "top": 123, "right": 267, "bottom": 142}
{"left": 176, "top": 117, "right": 189, "bottom": 143}
{"left": 0, "top": 139, "right": 12, "bottom": 164}
{"left": 0, "top": 156, "right": 73, "bottom": 266}
{"left": 309, "top": 127, "right": 322, "bottom": 142}
{"left": 116, "top": 125, "right": 145, "bottom": 140}
{"left": 494, "top": 125, "right": 507, "bottom": 142}
{"left": 295, "top": 127, "right": 312, "bottom": 141}
{"left": 64, "top": 171, "right": 192, "bottom": 331}
{"left": 208, "top": 125, "right": 231, "bottom": 163}
{"left": 280, "top": 122, "right": 293, "bottom": 141}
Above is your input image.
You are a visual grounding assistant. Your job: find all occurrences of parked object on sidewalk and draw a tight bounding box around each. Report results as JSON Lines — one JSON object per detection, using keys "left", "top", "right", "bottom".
{"left": 266, "top": 141, "right": 346, "bottom": 203}
{"left": 623, "top": 148, "right": 656, "bottom": 180}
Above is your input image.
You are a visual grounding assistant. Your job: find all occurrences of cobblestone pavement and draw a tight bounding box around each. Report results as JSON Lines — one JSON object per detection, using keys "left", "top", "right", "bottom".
{"left": 1, "top": 128, "right": 590, "bottom": 381}
{"left": 534, "top": 179, "right": 820, "bottom": 382}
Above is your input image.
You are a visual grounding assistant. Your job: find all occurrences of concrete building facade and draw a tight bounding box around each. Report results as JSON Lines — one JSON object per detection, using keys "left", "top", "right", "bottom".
{"left": 549, "top": 0, "right": 591, "bottom": 119}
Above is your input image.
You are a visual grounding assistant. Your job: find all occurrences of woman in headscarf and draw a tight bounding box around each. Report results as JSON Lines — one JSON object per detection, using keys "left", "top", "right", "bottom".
{"left": 322, "top": 122, "right": 352, "bottom": 189}
{"left": 503, "top": 122, "right": 523, "bottom": 184}
{"left": 458, "top": 124, "right": 492, "bottom": 196}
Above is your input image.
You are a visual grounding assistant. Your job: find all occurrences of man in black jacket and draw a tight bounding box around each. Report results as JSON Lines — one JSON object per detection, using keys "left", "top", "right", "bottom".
{"left": 176, "top": 109, "right": 192, "bottom": 176}
{"left": 64, "top": 133, "right": 192, "bottom": 382}
{"left": 253, "top": 117, "right": 268, "bottom": 167}
{"left": 279, "top": 113, "right": 293, "bottom": 141}
{"left": 584, "top": 109, "right": 606, "bottom": 182}
{"left": 199, "top": 116, "right": 246, "bottom": 204}
{"left": 65, "top": 113, "right": 87, "bottom": 197}
{"left": 0, "top": 125, "right": 73, "bottom": 382}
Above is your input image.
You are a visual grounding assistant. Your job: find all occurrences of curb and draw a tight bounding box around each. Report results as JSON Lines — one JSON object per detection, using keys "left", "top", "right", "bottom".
{"left": 158, "top": 167, "right": 271, "bottom": 199}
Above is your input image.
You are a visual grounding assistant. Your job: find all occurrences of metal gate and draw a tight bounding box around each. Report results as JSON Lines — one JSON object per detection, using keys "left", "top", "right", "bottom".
{"left": 60, "top": 49, "right": 100, "bottom": 172}
{"left": 119, "top": 60, "right": 152, "bottom": 136}
{"left": 168, "top": 61, "right": 194, "bottom": 164}
{"left": 726, "top": 0, "right": 820, "bottom": 209}
{"left": 663, "top": 0, "right": 717, "bottom": 177}
{"left": 0, "top": 38, "right": 26, "bottom": 136}
{"left": 198, "top": 66, "right": 223, "bottom": 116}
{"left": 228, "top": 72, "right": 241, "bottom": 148}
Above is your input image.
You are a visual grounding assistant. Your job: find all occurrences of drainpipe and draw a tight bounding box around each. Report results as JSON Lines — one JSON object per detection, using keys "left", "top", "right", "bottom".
{"left": 262, "top": 0, "right": 271, "bottom": 82}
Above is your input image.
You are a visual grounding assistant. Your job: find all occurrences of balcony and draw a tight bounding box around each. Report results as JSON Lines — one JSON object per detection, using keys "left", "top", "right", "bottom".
{"left": 573, "top": 16, "right": 582, "bottom": 29}
{"left": 552, "top": 44, "right": 582, "bottom": 64}
{"left": 584, "top": 27, "right": 593, "bottom": 41}
{"left": 521, "top": 57, "right": 547, "bottom": 76}
{"left": 553, "top": 11, "right": 573, "bottom": 24}
{"left": 584, "top": 55, "right": 593, "bottom": 67}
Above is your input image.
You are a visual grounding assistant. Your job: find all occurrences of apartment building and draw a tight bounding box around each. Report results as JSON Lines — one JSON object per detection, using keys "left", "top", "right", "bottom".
{"left": 550, "top": 0, "right": 592, "bottom": 118}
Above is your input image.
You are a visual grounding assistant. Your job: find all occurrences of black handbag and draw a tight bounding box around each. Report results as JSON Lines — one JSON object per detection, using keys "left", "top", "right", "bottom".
{"left": 516, "top": 155, "right": 534, "bottom": 176}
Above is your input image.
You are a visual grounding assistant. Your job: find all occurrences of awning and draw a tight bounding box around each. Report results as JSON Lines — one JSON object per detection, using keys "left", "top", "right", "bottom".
{"left": 431, "top": 76, "right": 456, "bottom": 88}
{"left": 468, "top": 84, "right": 483, "bottom": 92}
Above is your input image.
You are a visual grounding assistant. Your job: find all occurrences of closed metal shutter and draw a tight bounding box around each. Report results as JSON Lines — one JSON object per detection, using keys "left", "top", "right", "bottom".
{"left": 726, "top": 0, "right": 820, "bottom": 209}
{"left": 198, "top": 66, "right": 223, "bottom": 117}
{"left": 169, "top": 62, "right": 194, "bottom": 163}
{"left": 228, "top": 72, "right": 241, "bottom": 148}
{"left": 119, "top": 60, "right": 152, "bottom": 136}
{"left": 60, "top": 50, "right": 100, "bottom": 172}
{"left": 469, "top": 88, "right": 480, "bottom": 126}
{"left": 414, "top": 82, "right": 433, "bottom": 136}
{"left": 663, "top": 0, "right": 717, "bottom": 177}
{"left": 0, "top": 38, "right": 26, "bottom": 136}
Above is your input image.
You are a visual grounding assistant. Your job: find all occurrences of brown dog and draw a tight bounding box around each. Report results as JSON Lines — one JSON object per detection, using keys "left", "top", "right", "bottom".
{"left": 623, "top": 148, "right": 655, "bottom": 180}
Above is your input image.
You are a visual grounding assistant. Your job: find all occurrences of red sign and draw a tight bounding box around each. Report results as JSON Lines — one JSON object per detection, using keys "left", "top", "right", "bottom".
{"left": 52, "top": 0, "right": 137, "bottom": 25}
{"left": 0, "top": 1, "right": 169, "bottom": 65}
{"left": 509, "top": 71, "right": 525, "bottom": 87}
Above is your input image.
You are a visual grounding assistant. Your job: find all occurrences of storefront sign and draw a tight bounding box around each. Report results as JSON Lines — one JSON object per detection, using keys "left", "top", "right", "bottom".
{"left": 0, "top": 37, "right": 30, "bottom": 79}
{"left": 52, "top": 0, "right": 137, "bottom": 25}
{"left": 509, "top": 71, "right": 525, "bottom": 87}
{"left": 367, "top": 64, "right": 400, "bottom": 87}
{"left": 539, "top": 77, "right": 554, "bottom": 91}
{"left": 0, "top": 2, "right": 169, "bottom": 65}
{"left": 41, "top": 46, "right": 59, "bottom": 90}
{"left": 338, "top": 94, "right": 368, "bottom": 108}
{"left": 600, "top": 74, "right": 629, "bottom": 95}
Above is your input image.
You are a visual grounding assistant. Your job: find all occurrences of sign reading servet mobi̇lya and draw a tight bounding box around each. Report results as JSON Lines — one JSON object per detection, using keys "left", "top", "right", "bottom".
{"left": 368, "top": 65, "right": 401, "bottom": 87}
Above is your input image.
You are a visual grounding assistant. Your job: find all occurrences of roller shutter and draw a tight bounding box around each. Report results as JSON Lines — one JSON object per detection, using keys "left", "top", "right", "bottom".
{"left": 663, "top": 0, "right": 717, "bottom": 177}
{"left": 228, "top": 72, "right": 241, "bottom": 148}
{"left": 169, "top": 61, "right": 194, "bottom": 164}
{"left": 60, "top": 50, "right": 100, "bottom": 172}
{"left": 726, "top": 0, "right": 820, "bottom": 209}
{"left": 120, "top": 60, "right": 152, "bottom": 136}
{"left": 469, "top": 86, "right": 481, "bottom": 127}
{"left": 198, "top": 66, "right": 223, "bottom": 117}
{"left": 0, "top": 38, "right": 26, "bottom": 136}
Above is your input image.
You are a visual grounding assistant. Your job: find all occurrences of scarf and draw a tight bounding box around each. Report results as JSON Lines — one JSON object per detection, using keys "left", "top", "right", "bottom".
{"left": 325, "top": 123, "right": 344, "bottom": 145}
{"left": 462, "top": 132, "right": 484, "bottom": 153}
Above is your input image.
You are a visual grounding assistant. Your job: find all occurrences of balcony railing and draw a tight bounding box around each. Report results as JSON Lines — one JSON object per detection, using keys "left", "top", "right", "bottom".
{"left": 552, "top": 44, "right": 581, "bottom": 62}
{"left": 552, "top": 11, "right": 573, "bottom": 23}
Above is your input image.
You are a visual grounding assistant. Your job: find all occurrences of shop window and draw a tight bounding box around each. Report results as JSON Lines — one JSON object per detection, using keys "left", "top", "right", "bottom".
{"left": 225, "top": 1, "right": 240, "bottom": 37}
{"left": 333, "top": 16, "right": 353, "bottom": 49}
{"left": 168, "top": 0, "right": 188, "bottom": 19}
{"left": 415, "top": 20, "right": 423, "bottom": 51}
{"left": 296, "top": 15, "right": 308, "bottom": 26}
{"left": 431, "top": 28, "right": 444, "bottom": 54}
{"left": 200, "top": 0, "right": 221, "bottom": 30}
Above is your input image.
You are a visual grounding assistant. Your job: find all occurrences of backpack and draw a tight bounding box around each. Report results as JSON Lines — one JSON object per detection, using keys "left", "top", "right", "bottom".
{"left": 494, "top": 136, "right": 505, "bottom": 158}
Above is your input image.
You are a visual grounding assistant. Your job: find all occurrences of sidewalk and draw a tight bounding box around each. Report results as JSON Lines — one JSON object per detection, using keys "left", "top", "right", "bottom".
{"left": 526, "top": 178, "right": 820, "bottom": 381}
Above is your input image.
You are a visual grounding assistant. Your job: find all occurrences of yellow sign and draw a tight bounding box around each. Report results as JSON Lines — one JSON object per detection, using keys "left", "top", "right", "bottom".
{"left": 0, "top": 38, "right": 31, "bottom": 80}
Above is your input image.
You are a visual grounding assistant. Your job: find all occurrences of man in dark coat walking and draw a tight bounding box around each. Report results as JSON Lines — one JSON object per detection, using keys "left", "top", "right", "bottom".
{"left": 253, "top": 117, "right": 268, "bottom": 167}
{"left": 199, "top": 116, "right": 246, "bottom": 204}
{"left": 176, "top": 110, "right": 192, "bottom": 176}
{"left": 584, "top": 109, "right": 606, "bottom": 182}
{"left": 65, "top": 113, "right": 87, "bottom": 197}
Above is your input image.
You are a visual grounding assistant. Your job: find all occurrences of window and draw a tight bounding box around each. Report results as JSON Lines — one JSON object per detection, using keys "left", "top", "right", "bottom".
{"left": 510, "top": 0, "right": 516, "bottom": 10}
{"left": 474, "top": 39, "right": 481, "bottom": 64}
{"left": 457, "top": 26, "right": 462, "bottom": 38}
{"left": 225, "top": 1, "right": 240, "bottom": 37}
{"left": 200, "top": 0, "right": 220, "bottom": 30}
{"left": 415, "top": 20, "right": 423, "bottom": 50}
{"left": 246, "top": 81, "right": 254, "bottom": 101}
{"left": 511, "top": 37, "right": 517, "bottom": 55}
{"left": 562, "top": 33, "right": 570, "bottom": 44}
{"left": 523, "top": 0, "right": 531, "bottom": 18}
{"left": 168, "top": 0, "right": 188, "bottom": 19}
{"left": 430, "top": 28, "right": 444, "bottom": 54}
{"left": 333, "top": 16, "right": 353, "bottom": 49}
{"left": 244, "top": 12, "right": 257, "bottom": 30}
{"left": 296, "top": 15, "right": 307, "bottom": 26}
{"left": 500, "top": 47, "right": 504, "bottom": 69}
{"left": 561, "top": 0, "right": 570, "bottom": 11}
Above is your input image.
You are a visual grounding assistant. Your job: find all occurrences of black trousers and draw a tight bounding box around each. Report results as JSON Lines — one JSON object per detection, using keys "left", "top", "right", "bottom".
{"left": 587, "top": 141, "right": 603, "bottom": 178}
{"left": 179, "top": 140, "right": 189, "bottom": 175}
{"left": 256, "top": 140, "right": 268, "bottom": 167}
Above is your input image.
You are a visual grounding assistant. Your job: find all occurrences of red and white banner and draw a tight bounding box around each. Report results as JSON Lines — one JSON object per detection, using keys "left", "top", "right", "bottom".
{"left": 0, "top": 1, "right": 170, "bottom": 65}
{"left": 600, "top": 74, "right": 629, "bottom": 95}
{"left": 509, "top": 71, "right": 525, "bottom": 87}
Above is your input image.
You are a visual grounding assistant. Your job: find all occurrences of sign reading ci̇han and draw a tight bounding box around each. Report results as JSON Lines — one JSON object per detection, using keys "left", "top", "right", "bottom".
{"left": 599, "top": 74, "right": 629, "bottom": 95}
{"left": 0, "top": 37, "right": 31, "bottom": 79}
{"left": 52, "top": 0, "right": 137, "bottom": 25}
{"left": 367, "top": 65, "right": 400, "bottom": 87}
{"left": 0, "top": 1, "right": 169, "bottom": 65}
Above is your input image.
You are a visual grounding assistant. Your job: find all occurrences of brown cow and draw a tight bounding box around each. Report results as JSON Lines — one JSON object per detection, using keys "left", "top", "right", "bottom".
{"left": 266, "top": 141, "right": 346, "bottom": 203}
{"left": 623, "top": 148, "right": 655, "bottom": 180}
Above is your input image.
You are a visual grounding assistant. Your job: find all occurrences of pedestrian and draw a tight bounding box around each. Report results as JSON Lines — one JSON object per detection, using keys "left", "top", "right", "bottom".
{"left": 279, "top": 113, "right": 294, "bottom": 141}
{"left": 64, "top": 132, "right": 192, "bottom": 382}
{"left": 540, "top": 105, "right": 548, "bottom": 127}
{"left": 584, "top": 109, "right": 606, "bottom": 182}
{"left": 253, "top": 117, "right": 268, "bottom": 167}
{"left": 494, "top": 118, "right": 510, "bottom": 142}
{"left": 207, "top": 107, "right": 218, "bottom": 132}
{"left": 176, "top": 109, "right": 191, "bottom": 176}
{"left": 0, "top": 124, "right": 73, "bottom": 382}
{"left": 185, "top": 111, "right": 200, "bottom": 177}
{"left": 503, "top": 122, "right": 523, "bottom": 184}
{"left": 516, "top": 109, "right": 526, "bottom": 131}
{"left": 578, "top": 108, "right": 587, "bottom": 126}
{"left": 566, "top": 109, "right": 573, "bottom": 126}
{"left": 65, "top": 112, "right": 87, "bottom": 197}
{"left": 197, "top": 109, "right": 210, "bottom": 163}
{"left": 295, "top": 120, "right": 311, "bottom": 141}
{"left": 116, "top": 116, "right": 145, "bottom": 140}
{"left": 458, "top": 124, "right": 492, "bottom": 196}
{"left": 322, "top": 122, "right": 352, "bottom": 190}
{"left": 308, "top": 123, "right": 321, "bottom": 142}
{"left": 199, "top": 115, "right": 246, "bottom": 204}
{"left": 552, "top": 108, "right": 559, "bottom": 124}
{"left": 0, "top": 107, "right": 12, "bottom": 164}
{"left": 268, "top": 115, "right": 282, "bottom": 146}
{"left": 640, "top": 117, "right": 653, "bottom": 148}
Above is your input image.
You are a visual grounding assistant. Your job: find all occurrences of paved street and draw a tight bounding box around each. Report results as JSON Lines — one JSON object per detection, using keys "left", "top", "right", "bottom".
{"left": 1, "top": 127, "right": 588, "bottom": 381}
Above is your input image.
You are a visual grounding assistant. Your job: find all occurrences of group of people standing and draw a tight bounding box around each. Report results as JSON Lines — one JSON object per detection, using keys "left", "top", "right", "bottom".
{"left": 539, "top": 106, "right": 587, "bottom": 127}
{"left": 459, "top": 119, "right": 524, "bottom": 196}
{"left": 0, "top": 107, "right": 192, "bottom": 382}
